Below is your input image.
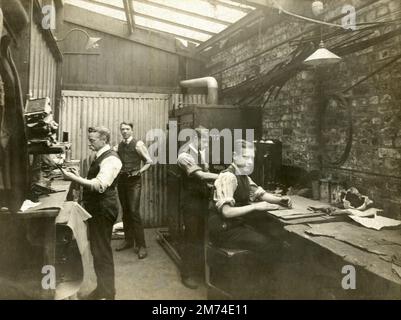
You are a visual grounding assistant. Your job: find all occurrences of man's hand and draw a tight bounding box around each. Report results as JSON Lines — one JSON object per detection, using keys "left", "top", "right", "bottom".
{"left": 63, "top": 171, "right": 77, "bottom": 181}
{"left": 62, "top": 168, "right": 80, "bottom": 181}
{"left": 280, "top": 196, "right": 293, "bottom": 208}
{"left": 253, "top": 201, "right": 280, "bottom": 212}
{"left": 68, "top": 167, "right": 79, "bottom": 176}
{"left": 129, "top": 170, "right": 141, "bottom": 177}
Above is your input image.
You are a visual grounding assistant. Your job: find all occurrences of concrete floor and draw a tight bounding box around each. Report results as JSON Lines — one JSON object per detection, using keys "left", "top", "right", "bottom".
{"left": 81, "top": 228, "right": 206, "bottom": 300}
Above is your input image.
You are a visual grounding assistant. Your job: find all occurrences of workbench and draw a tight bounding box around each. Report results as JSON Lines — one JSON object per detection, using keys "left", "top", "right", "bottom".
{"left": 0, "top": 179, "right": 92, "bottom": 300}
{"left": 256, "top": 195, "right": 401, "bottom": 299}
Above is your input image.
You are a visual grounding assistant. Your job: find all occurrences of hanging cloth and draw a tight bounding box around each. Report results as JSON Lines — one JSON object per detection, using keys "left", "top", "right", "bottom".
{"left": 0, "top": 35, "right": 29, "bottom": 212}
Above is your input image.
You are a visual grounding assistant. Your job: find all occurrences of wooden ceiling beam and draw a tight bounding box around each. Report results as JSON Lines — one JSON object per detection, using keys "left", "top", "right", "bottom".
{"left": 123, "top": 0, "right": 134, "bottom": 34}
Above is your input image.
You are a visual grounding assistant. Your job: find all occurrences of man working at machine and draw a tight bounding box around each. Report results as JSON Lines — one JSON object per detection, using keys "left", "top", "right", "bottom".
{"left": 177, "top": 126, "right": 218, "bottom": 289}
{"left": 63, "top": 126, "right": 122, "bottom": 300}
{"left": 209, "top": 139, "right": 292, "bottom": 262}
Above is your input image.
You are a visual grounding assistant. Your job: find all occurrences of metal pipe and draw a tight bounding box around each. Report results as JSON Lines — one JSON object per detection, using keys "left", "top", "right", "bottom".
{"left": 180, "top": 77, "right": 218, "bottom": 105}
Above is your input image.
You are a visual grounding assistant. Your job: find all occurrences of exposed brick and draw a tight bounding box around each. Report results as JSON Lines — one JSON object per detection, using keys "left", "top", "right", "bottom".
{"left": 211, "top": 0, "right": 401, "bottom": 216}
{"left": 378, "top": 148, "right": 401, "bottom": 159}
{"left": 369, "top": 96, "right": 379, "bottom": 104}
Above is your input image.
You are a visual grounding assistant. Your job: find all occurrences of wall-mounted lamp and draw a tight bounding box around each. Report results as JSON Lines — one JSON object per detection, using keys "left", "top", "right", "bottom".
{"left": 55, "top": 28, "right": 101, "bottom": 50}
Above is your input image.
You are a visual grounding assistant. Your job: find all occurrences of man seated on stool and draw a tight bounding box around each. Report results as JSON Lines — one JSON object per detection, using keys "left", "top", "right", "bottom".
{"left": 208, "top": 139, "right": 292, "bottom": 261}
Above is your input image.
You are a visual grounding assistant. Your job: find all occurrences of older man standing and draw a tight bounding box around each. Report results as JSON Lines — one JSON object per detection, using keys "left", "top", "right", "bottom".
{"left": 115, "top": 122, "right": 153, "bottom": 259}
{"left": 63, "top": 126, "right": 122, "bottom": 300}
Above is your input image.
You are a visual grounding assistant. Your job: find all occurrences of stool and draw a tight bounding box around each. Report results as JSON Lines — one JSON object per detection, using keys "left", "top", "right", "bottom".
{"left": 205, "top": 242, "right": 270, "bottom": 300}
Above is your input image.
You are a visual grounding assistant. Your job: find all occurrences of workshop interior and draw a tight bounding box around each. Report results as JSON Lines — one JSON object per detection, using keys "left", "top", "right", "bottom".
{"left": 0, "top": 0, "right": 401, "bottom": 300}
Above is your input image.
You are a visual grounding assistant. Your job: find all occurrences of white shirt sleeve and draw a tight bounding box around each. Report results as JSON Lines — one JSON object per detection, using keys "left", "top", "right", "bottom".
{"left": 248, "top": 176, "right": 267, "bottom": 202}
{"left": 213, "top": 171, "right": 238, "bottom": 212}
{"left": 89, "top": 155, "right": 122, "bottom": 193}
{"left": 136, "top": 141, "right": 153, "bottom": 165}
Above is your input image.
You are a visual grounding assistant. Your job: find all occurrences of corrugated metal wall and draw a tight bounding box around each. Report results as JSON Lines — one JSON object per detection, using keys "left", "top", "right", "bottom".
{"left": 170, "top": 94, "right": 207, "bottom": 112}
{"left": 60, "top": 90, "right": 169, "bottom": 227}
{"left": 29, "top": 22, "right": 58, "bottom": 106}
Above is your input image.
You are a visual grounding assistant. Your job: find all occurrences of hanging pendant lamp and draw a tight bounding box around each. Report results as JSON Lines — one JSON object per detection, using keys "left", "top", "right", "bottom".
{"left": 304, "top": 40, "right": 342, "bottom": 67}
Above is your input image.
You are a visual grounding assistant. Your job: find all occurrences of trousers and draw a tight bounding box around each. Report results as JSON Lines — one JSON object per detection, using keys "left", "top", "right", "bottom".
{"left": 180, "top": 195, "right": 208, "bottom": 278}
{"left": 117, "top": 177, "right": 146, "bottom": 248}
{"left": 208, "top": 211, "right": 281, "bottom": 264}
{"left": 86, "top": 201, "right": 117, "bottom": 299}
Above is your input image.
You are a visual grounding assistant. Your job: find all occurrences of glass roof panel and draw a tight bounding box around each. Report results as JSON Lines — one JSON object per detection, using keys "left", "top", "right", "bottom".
{"left": 66, "top": 0, "right": 126, "bottom": 21}
{"left": 135, "top": 15, "right": 211, "bottom": 42}
{"left": 217, "top": 0, "right": 255, "bottom": 10}
{"left": 133, "top": 2, "right": 227, "bottom": 34}
{"left": 144, "top": 0, "right": 249, "bottom": 23}
{"left": 64, "top": 0, "right": 255, "bottom": 44}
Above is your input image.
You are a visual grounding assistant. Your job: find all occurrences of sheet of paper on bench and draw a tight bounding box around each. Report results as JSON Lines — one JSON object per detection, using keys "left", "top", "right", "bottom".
{"left": 349, "top": 215, "right": 401, "bottom": 230}
{"left": 267, "top": 195, "right": 329, "bottom": 219}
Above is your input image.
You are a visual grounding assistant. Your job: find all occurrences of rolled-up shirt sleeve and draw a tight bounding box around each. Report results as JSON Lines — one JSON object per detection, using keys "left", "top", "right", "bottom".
{"left": 177, "top": 152, "right": 202, "bottom": 177}
{"left": 214, "top": 172, "right": 238, "bottom": 212}
{"left": 135, "top": 140, "right": 153, "bottom": 165}
{"left": 248, "top": 176, "right": 266, "bottom": 202}
{"left": 89, "top": 156, "right": 122, "bottom": 193}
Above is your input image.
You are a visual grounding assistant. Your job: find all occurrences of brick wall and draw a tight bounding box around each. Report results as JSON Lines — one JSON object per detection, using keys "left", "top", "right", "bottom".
{"left": 206, "top": 0, "right": 401, "bottom": 219}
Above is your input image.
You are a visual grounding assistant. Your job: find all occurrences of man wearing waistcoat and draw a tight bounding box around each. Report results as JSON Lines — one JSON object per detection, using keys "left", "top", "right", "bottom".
{"left": 209, "top": 139, "right": 292, "bottom": 261}
{"left": 177, "top": 126, "right": 218, "bottom": 289}
{"left": 115, "top": 122, "right": 153, "bottom": 259}
{"left": 63, "top": 126, "right": 122, "bottom": 300}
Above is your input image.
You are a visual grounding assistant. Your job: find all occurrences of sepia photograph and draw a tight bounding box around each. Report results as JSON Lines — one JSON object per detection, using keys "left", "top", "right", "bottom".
{"left": 0, "top": 0, "right": 400, "bottom": 304}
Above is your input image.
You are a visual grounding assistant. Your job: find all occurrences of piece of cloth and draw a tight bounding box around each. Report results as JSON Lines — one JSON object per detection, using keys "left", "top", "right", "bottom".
{"left": 55, "top": 201, "right": 92, "bottom": 300}
{"left": 56, "top": 201, "right": 92, "bottom": 255}
{"left": 117, "top": 176, "right": 146, "bottom": 248}
{"left": 0, "top": 35, "right": 29, "bottom": 212}
{"left": 213, "top": 164, "right": 266, "bottom": 211}
{"left": 88, "top": 145, "right": 122, "bottom": 193}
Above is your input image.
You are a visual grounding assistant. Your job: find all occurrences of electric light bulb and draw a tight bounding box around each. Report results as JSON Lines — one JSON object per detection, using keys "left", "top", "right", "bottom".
{"left": 312, "top": 1, "right": 324, "bottom": 16}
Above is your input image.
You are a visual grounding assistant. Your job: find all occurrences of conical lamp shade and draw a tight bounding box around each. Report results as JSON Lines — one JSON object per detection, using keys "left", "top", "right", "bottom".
{"left": 304, "top": 41, "right": 342, "bottom": 67}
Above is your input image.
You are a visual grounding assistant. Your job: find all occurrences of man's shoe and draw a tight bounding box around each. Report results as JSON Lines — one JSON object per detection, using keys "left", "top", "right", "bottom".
{"left": 133, "top": 246, "right": 139, "bottom": 254}
{"left": 98, "top": 295, "right": 115, "bottom": 300}
{"left": 115, "top": 241, "right": 133, "bottom": 252}
{"left": 181, "top": 276, "right": 199, "bottom": 290}
{"left": 81, "top": 289, "right": 99, "bottom": 300}
{"left": 138, "top": 247, "right": 148, "bottom": 259}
